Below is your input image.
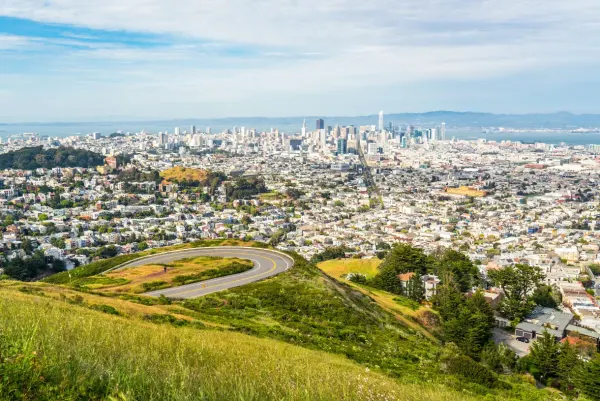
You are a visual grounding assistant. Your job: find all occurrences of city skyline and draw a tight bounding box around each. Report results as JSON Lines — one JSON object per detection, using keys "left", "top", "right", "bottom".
{"left": 1, "top": 1, "right": 600, "bottom": 121}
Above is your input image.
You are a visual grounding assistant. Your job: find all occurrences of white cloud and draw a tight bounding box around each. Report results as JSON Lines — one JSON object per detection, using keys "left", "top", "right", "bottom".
{"left": 0, "top": 0, "right": 599, "bottom": 120}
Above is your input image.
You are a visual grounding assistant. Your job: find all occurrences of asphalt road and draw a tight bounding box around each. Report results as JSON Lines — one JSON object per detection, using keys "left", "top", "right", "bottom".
{"left": 492, "top": 327, "right": 530, "bottom": 357}
{"left": 113, "top": 247, "right": 294, "bottom": 299}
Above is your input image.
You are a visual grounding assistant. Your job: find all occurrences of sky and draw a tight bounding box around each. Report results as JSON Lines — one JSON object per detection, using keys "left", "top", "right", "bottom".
{"left": 0, "top": 0, "right": 600, "bottom": 122}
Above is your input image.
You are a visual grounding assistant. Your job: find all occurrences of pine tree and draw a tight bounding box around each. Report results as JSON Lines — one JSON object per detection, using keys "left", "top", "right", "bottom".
{"left": 406, "top": 273, "right": 425, "bottom": 302}
{"left": 557, "top": 340, "right": 582, "bottom": 392}
{"left": 529, "top": 331, "right": 560, "bottom": 381}
{"left": 574, "top": 354, "right": 600, "bottom": 400}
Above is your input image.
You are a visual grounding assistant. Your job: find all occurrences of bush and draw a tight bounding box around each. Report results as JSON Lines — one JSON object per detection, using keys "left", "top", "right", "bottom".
{"left": 446, "top": 355, "right": 497, "bottom": 387}
{"left": 347, "top": 273, "right": 368, "bottom": 284}
{"left": 89, "top": 304, "right": 120, "bottom": 316}
{"left": 139, "top": 281, "right": 169, "bottom": 293}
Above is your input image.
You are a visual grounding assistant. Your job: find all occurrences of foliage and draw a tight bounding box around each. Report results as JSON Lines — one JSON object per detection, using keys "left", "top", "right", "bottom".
{"left": 225, "top": 177, "right": 268, "bottom": 200}
{"left": 171, "top": 262, "right": 253, "bottom": 286}
{"left": 532, "top": 284, "right": 561, "bottom": 308}
{"left": 309, "top": 246, "right": 353, "bottom": 264}
{"left": 488, "top": 264, "right": 545, "bottom": 321}
{"left": 445, "top": 354, "right": 497, "bottom": 387}
{"left": 116, "top": 167, "right": 161, "bottom": 183}
{"left": 481, "top": 344, "right": 517, "bottom": 373}
{"left": 406, "top": 272, "right": 425, "bottom": 302}
{"left": 89, "top": 304, "right": 120, "bottom": 316}
{"left": 370, "top": 244, "right": 432, "bottom": 295}
{"left": 438, "top": 289, "right": 495, "bottom": 358}
{"left": 574, "top": 353, "right": 600, "bottom": 400}
{"left": 0, "top": 146, "right": 105, "bottom": 169}
{"left": 3, "top": 252, "right": 64, "bottom": 281}
{"left": 529, "top": 331, "right": 560, "bottom": 379}
{"left": 434, "top": 249, "right": 480, "bottom": 292}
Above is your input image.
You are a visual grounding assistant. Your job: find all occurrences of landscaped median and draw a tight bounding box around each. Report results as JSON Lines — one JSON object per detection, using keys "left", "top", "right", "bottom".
{"left": 42, "top": 239, "right": 265, "bottom": 285}
{"left": 76, "top": 256, "right": 254, "bottom": 294}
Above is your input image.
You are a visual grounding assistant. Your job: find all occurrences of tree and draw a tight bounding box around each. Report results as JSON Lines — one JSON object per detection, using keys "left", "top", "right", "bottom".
{"left": 488, "top": 264, "right": 545, "bottom": 321}
{"left": 532, "top": 284, "right": 561, "bottom": 308}
{"left": 574, "top": 354, "right": 600, "bottom": 400}
{"left": 432, "top": 274, "right": 464, "bottom": 321}
{"left": 138, "top": 242, "right": 149, "bottom": 251}
{"left": 557, "top": 340, "right": 582, "bottom": 392}
{"left": 529, "top": 331, "right": 560, "bottom": 381}
{"left": 38, "top": 213, "right": 49, "bottom": 222}
{"left": 435, "top": 249, "right": 480, "bottom": 292}
{"left": 378, "top": 244, "right": 431, "bottom": 276}
{"left": 406, "top": 273, "right": 425, "bottom": 302}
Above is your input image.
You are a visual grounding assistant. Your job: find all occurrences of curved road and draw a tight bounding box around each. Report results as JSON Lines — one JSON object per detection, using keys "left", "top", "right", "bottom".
{"left": 111, "top": 247, "right": 294, "bottom": 299}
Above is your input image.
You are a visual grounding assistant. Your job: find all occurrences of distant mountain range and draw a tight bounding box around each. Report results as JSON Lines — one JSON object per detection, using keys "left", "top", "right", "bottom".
{"left": 2, "top": 111, "right": 600, "bottom": 132}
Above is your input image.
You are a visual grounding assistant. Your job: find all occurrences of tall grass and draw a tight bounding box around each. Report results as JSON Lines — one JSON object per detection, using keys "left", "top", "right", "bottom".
{"left": 0, "top": 293, "right": 482, "bottom": 401}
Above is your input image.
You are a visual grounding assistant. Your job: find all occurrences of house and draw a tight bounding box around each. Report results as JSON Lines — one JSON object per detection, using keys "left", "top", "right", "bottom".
{"left": 421, "top": 274, "right": 440, "bottom": 300}
{"left": 515, "top": 306, "right": 574, "bottom": 340}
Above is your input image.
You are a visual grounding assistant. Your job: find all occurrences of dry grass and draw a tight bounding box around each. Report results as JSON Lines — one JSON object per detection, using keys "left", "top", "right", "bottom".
{"left": 0, "top": 290, "right": 490, "bottom": 401}
{"left": 160, "top": 166, "right": 208, "bottom": 183}
{"left": 317, "top": 258, "right": 439, "bottom": 341}
{"left": 317, "top": 258, "right": 381, "bottom": 279}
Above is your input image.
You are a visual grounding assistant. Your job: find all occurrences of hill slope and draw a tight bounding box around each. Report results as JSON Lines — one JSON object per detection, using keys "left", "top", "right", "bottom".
{"left": 1, "top": 244, "right": 562, "bottom": 400}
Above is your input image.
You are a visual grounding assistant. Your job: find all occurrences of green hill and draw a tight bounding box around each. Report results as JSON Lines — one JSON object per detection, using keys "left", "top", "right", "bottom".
{"left": 0, "top": 244, "right": 561, "bottom": 401}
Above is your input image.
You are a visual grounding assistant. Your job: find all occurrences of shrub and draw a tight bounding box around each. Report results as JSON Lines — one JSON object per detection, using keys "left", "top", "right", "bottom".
{"left": 446, "top": 355, "right": 497, "bottom": 387}
{"left": 139, "top": 281, "right": 169, "bottom": 293}
{"left": 89, "top": 304, "right": 120, "bottom": 316}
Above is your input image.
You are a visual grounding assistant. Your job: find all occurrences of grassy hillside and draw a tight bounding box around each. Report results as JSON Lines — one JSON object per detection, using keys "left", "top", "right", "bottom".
{"left": 160, "top": 166, "right": 208, "bottom": 183}
{"left": 2, "top": 244, "right": 562, "bottom": 400}
{"left": 1, "top": 290, "right": 482, "bottom": 401}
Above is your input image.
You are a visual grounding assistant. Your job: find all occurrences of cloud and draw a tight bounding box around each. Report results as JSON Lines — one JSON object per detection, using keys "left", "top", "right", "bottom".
{"left": 0, "top": 0, "right": 599, "bottom": 120}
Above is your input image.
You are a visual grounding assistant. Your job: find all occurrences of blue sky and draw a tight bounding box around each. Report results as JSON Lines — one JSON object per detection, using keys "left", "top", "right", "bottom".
{"left": 0, "top": 0, "right": 599, "bottom": 122}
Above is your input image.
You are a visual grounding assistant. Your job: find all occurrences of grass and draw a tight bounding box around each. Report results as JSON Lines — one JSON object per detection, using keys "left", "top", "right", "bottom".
{"left": 2, "top": 245, "right": 562, "bottom": 400}
{"left": 317, "top": 258, "right": 381, "bottom": 279}
{"left": 259, "top": 191, "right": 285, "bottom": 201}
{"left": 0, "top": 290, "right": 494, "bottom": 401}
{"left": 83, "top": 256, "right": 253, "bottom": 294}
{"left": 317, "top": 258, "right": 439, "bottom": 340}
{"left": 160, "top": 166, "right": 208, "bottom": 183}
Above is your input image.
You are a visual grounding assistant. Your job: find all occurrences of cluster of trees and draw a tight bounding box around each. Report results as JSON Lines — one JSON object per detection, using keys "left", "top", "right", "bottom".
{"left": 0, "top": 146, "right": 105, "bottom": 169}
{"left": 517, "top": 331, "right": 600, "bottom": 397}
{"left": 487, "top": 264, "right": 555, "bottom": 321}
{"left": 309, "top": 246, "right": 354, "bottom": 264}
{"left": 116, "top": 168, "right": 161, "bottom": 183}
{"left": 369, "top": 245, "right": 480, "bottom": 296}
{"left": 225, "top": 177, "right": 268, "bottom": 201}
{"left": 2, "top": 251, "right": 65, "bottom": 281}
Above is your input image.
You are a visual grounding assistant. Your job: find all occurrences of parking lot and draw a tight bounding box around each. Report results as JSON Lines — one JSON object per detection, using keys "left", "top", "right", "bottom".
{"left": 492, "top": 327, "right": 530, "bottom": 357}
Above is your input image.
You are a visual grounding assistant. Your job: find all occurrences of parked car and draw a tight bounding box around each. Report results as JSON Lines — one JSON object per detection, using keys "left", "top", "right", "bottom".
{"left": 516, "top": 337, "right": 530, "bottom": 343}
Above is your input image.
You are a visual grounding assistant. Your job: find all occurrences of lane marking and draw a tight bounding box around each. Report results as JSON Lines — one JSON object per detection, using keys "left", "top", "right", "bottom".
{"left": 159, "top": 254, "right": 279, "bottom": 298}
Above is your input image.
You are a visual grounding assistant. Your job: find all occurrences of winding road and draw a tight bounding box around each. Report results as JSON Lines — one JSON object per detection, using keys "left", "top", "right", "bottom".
{"left": 111, "top": 247, "right": 294, "bottom": 299}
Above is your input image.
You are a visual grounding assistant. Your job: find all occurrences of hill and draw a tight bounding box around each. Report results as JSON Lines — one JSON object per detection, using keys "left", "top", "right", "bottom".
{"left": 160, "top": 166, "right": 209, "bottom": 184}
{"left": 0, "top": 146, "right": 105, "bottom": 170}
{"left": 2, "top": 242, "right": 561, "bottom": 400}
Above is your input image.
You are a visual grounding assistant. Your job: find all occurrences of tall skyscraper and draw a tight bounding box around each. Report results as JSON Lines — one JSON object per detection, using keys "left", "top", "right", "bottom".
{"left": 175, "top": 127, "right": 180, "bottom": 135}
{"left": 191, "top": 125, "right": 197, "bottom": 135}
{"left": 441, "top": 122, "right": 446, "bottom": 141}
{"left": 337, "top": 138, "right": 347, "bottom": 155}
{"left": 316, "top": 119, "right": 325, "bottom": 130}
{"left": 378, "top": 111, "right": 384, "bottom": 131}
{"left": 302, "top": 119, "right": 307, "bottom": 136}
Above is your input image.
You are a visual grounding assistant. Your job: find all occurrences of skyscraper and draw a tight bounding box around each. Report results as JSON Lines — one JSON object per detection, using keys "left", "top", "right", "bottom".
{"left": 316, "top": 119, "right": 325, "bottom": 130}
{"left": 378, "top": 111, "right": 384, "bottom": 131}
{"left": 441, "top": 123, "right": 446, "bottom": 141}
{"left": 302, "top": 119, "right": 307, "bottom": 136}
{"left": 337, "top": 138, "right": 347, "bottom": 155}
{"left": 191, "top": 125, "right": 197, "bottom": 135}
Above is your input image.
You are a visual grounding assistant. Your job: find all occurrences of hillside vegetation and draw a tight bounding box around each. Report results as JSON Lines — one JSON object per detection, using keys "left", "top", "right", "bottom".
{"left": 0, "top": 146, "right": 105, "bottom": 169}
{"left": 1, "top": 242, "right": 563, "bottom": 400}
{"left": 160, "top": 166, "right": 209, "bottom": 183}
